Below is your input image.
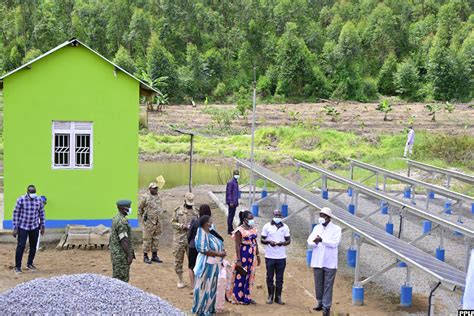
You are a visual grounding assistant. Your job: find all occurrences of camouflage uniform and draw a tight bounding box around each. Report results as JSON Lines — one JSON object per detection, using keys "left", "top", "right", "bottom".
{"left": 171, "top": 205, "right": 198, "bottom": 275}
{"left": 138, "top": 193, "right": 163, "bottom": 253}
{"left": 110, "top": 213, "right": 134, "bottom": 282}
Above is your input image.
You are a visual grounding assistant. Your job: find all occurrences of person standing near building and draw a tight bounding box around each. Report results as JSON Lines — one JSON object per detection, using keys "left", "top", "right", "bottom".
{"left": 138, "top": 182, "right": 164, "bottom": 264}
{"left": 226, "top": 170, "right": 240, "bottom": 235}
{"left": 172, "top": 192, "right": 199, "bottom": 289}
{"left": 261, "top": 209, "right": 291, "bottom": 305}
{"left": 307, "top": 207, "right": 341, "bottom": 316}
{"left": 404, "top": 126, "right": 415, "bottom": 158}
{"left": 110, "top": 200, "right": 135, "bottom": 282}
{"left": 12, "top": 185, "right": 45, "bottom": 274}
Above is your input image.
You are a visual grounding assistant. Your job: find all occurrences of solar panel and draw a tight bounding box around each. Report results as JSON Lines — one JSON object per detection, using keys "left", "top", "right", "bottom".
{"left": 237, "top": 159, "right": 466, "bottom": 288}
{"left": 295, "top": 159, "right": 474, "bottom": 239}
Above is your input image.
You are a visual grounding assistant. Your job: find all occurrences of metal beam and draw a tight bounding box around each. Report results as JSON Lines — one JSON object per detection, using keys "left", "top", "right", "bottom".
{"left": 350, "top": 159, "right": 473, "bottom": 204}
{"left": 405, "top": 159, "right": 474, "bottom": 185}
{"left": 295, "top": 159, "right": 474, "bottom": 239}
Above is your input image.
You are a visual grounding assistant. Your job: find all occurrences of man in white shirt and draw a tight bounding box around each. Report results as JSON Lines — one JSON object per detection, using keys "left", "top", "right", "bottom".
{"left": 307, "top": 207, "right": 342, "bottom": 316}
{"left": 261, "top": 209, "right": 291, "bottom": 305}
{"left": 404, "top": 126, "right": 415, "bottom": 158}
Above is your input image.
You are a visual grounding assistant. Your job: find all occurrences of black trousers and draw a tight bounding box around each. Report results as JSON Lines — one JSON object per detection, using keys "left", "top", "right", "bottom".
{"left": 227, "top": 205, "right": 237, "bottom": 234}
{"left": 265, "top": 258, "right": 286, "bottom": 288}
{"left": 15, "top": 227, "right": 39, "bottom": 269}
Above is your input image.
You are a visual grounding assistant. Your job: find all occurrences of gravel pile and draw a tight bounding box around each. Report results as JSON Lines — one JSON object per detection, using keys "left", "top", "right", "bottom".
{"left": 0, "top": 274, "right": 183, "bottom": 315}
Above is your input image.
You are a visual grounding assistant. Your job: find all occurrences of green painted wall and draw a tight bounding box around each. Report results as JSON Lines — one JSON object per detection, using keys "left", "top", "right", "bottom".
{"left": 3, "top": 45, "right": 139, "bottom": 225}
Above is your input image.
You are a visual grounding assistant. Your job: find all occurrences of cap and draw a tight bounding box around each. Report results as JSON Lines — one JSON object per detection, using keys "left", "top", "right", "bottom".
{"left": 320, "top": 207, "right": 332, "bottom": 217}
{"left": 185, "top": 192, "right": 194, "bottom": 206}
{"left": 116, "top": 200, "right": 132, "bottom": 207}
{"left": 149, "top": 182, "right": 159, "bottom": 189}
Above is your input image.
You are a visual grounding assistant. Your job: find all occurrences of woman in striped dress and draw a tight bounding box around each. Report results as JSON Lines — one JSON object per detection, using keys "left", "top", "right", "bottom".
{"left": 192, "top": 215, "right": 227, "bottom": 315}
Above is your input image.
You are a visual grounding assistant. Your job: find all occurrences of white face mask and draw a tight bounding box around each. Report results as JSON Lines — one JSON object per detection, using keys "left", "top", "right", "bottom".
{"left": 234, "top": 175, "right": 240, "bottom": 180}
{"left": 126, "top": 207, "right": 132, "bottom": 216}
{"left": 318, "top": 217, "right": 326, "bottom": 225}
{"left": 29, "top": 193, "right": 37, "bottom": 199}
{"left": 273, "top": 217, "right": 282, "bottom": 224}
{"left": 210, "top": 224, "right": 215, "bottom": 231}
{"left": 247, "top": 219, "right": 255, "bottom": 226}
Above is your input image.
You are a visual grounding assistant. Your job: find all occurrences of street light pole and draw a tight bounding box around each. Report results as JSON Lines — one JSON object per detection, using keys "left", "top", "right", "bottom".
{"left": 248, "top": 67, "right": 257, "bottom": 206}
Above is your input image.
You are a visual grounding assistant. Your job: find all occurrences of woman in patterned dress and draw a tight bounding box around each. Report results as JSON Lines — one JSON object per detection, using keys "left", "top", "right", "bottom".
{"left": 192, "top": 215, "right": 227, "bottom": 315}
{"left": 227, "top": 210, "right": 261, "bottom": 305}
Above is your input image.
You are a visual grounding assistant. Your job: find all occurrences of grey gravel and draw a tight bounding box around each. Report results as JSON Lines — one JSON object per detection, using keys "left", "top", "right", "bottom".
{"left": 0, "top": 273, "right": 183, "bottom": 315}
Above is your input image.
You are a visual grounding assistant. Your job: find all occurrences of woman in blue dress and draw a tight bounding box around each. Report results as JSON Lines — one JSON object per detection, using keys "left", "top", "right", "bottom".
{"left": 192, "top": 215, "right": 227, "bottom": 315}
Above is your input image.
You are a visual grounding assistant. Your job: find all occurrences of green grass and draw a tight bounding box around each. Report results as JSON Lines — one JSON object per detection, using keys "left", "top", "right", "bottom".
{"left": 140, "top": 126, "right": 474, "bottom": 194}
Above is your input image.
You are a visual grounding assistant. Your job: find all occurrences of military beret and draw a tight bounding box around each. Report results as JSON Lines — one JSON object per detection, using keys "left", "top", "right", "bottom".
{"left": 116, "top": 200, "right": 132, "bottom": 207}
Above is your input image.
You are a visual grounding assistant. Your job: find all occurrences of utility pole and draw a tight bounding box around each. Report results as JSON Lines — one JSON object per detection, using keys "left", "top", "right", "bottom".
{"left": 248, "top": 66, "right": 257, "bottom": 206}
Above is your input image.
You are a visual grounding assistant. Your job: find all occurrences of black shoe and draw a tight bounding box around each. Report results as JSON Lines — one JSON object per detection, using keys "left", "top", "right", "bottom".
{"left": 274, "top": 286, "right": 285, "bottom": 305}
{"left": 313, "top": 304, "right": 323, "bottom": 311}
{"left": 323, "top": 308, "right": 330, "bottom": 316}
{"left": 266, "top": 285, "right": 274, "bottom": 304}
{"left": 143, "top": 253, "right": 152, "bottom": 264}
{"left": 14, "top": 267, "right": 22, "bottom": 274}
{"left": 151, "top": 252, "right": 163, "bottom": 263}
{"left": 26, "top": 264, "right": 37, "bottom": 271}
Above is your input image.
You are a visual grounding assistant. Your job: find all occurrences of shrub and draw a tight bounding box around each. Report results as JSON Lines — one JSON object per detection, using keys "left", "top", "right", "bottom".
{"left": 376, "top": 99, "right": 392, "bottom": 121}
{"left": 256, "top": 75, "right": 272, "bottom": 97}
{"left": 377, "top": 53, "right": 397, "bottom": 95}
{"left": 236, "top": 86, "right": 253, "bottom": 116}
{"left": 394, "top": 58, "right": 420, "bottom": 101}
{"left": 213, "top": 82, "right": 227, "bottom": 100}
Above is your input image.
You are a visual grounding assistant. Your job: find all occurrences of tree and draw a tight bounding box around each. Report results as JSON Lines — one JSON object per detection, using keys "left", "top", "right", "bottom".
{"left": 394, "top": 58, "right": 420, "bottom": 101}
{"left": 425, "top": 103, "right": 441, "bottom": 121}
{"left": 22, "top": 48, "right": 41, "bottom": 64}
{"left": 146, "top": 34, "right": 178, "bottom": 99}
{"left": 377, "top": 53, "right": 398, "bottom": 95}
{"left": 124, "top": 8, "right": 151, "bottom": 58}
{"left": 113, "top": 46, "right": 136, "bottom": 75}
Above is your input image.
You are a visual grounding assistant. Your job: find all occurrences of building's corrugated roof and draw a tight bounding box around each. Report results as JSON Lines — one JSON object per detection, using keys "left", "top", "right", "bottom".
{"left": 0, "top": 38, "right": 160, "bottom": 95}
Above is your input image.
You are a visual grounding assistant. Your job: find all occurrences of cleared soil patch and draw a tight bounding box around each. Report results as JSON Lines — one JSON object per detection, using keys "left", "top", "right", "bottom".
{"left": 0, "top": 186, "right": 431, "bottom": 315}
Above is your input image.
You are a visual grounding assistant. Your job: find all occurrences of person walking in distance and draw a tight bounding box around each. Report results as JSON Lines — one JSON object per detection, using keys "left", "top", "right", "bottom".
{"left": 307, "top": 207, "right": 341, "bottom": 316}
{"left": 226, "top": 170, "right": 240, "bottom": 235}
{"left": 12, "top": 185, "right": 45, "bottom": 274}
{"left": 261, "top": 209, "right": 291, "bottom": 305}
{"left": 138, "top": 182, "right": 164, "bottom": 264}
{"left": 404, "top": 126, "right": 415, "bottom": 158}
{"left": 172, "top": 192, "right": 199, "bottom": 289}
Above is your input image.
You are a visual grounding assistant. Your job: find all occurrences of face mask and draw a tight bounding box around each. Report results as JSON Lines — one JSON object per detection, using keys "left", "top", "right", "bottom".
{"left": 273, "top": 217, "right": 282, "bottom": 224}
{"left": 126, "top": 207, "right": 132, "bottom": 216}
{"left": 247, "top": 219, "right": 255, "bottom": 226}
{"left": 234, "top": 175, "right": 240, "bottom": 180}
{"left": 29, "top": 193, "right": 37, "bottom": 199}
{"left": 318, "top": 217, "right": 326, "bottom": 225}
{"left": 210, "top": 224, "right": 215, "bottom": 231}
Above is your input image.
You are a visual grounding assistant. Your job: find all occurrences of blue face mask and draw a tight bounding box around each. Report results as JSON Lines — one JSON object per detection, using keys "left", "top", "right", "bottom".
{"left": 247, "top": 219, "right": 255, "bottom": 226}
{"left": 273, "top": 217, "right": 282, "bottom": 224}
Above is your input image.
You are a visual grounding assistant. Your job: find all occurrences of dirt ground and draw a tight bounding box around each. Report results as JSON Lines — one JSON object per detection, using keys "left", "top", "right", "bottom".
{"left": 147, "top": 101, "right": 474, "bottom": 136}
{"left": 0, "top": 186, "right": 430, "bottom": 315}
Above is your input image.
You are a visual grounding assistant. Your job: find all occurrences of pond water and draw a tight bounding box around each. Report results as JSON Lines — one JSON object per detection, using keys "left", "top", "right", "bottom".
{"left": 139, "top": 161, "right": 234, "bottom": 190}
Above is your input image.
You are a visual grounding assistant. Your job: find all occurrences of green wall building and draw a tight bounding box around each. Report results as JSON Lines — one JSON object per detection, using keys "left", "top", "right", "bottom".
{"left": 0, "top": 38, "right": 158, "bottom": 229}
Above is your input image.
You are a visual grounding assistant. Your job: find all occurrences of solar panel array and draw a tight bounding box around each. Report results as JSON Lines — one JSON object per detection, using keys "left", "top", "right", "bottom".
{"left": 237, "top": 159, "right": 466, "bottom": 288}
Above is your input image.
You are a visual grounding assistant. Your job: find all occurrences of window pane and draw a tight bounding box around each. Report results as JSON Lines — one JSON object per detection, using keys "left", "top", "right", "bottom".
{"left": 75, "top": 134, "right": 91, "bottom": 167}
{"left": 54, "top": 133, "right": 70, "bottom": 167}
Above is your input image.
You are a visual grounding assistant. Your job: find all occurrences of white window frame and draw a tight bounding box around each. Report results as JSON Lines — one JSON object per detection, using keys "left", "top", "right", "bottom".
{"left": 52, "top": 121, "right": 93, "bottom": 169}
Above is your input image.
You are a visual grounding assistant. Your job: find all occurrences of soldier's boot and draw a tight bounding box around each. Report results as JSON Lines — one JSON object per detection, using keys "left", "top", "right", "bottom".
{"left": 143, "top": 253, "right": 152, "bottom": 264}
{"left": 151, "top": 252, "right": 163, "bottom": 263}
{"left": 177, "top": 273, "right": 186, "bottom": 289}
{"left": 274, "top": 286, "right": 285, "bottom": 305}
{"left": 266, "top": 285, "right": 274, "bottom": 304}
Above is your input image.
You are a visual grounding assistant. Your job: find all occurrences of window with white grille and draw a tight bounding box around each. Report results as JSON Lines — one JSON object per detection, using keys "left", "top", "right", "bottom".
{"left": 52, "top": 121, "right": 93, "bottom": 169}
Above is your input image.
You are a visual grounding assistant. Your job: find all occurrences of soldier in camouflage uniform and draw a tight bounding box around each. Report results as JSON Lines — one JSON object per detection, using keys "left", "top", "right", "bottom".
{"left": 110, "top": 200, "right": 135, "bottom": 282}
{"left": 171, "top": 192, "right": 198, "bottom": 289}
{"left": 138, "top": 182, "right": 164, "bottom": 264}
